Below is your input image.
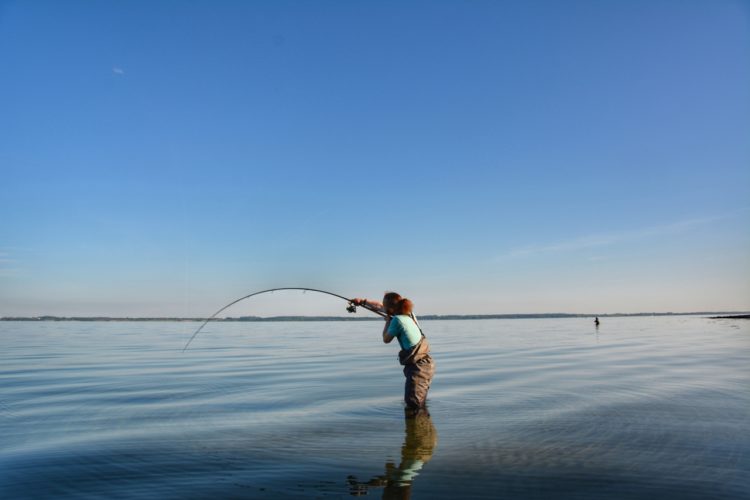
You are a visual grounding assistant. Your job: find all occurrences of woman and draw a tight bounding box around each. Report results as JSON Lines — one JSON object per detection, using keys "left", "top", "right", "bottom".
{"left": 352, "top": 292, "right": 435, "bottom": 410}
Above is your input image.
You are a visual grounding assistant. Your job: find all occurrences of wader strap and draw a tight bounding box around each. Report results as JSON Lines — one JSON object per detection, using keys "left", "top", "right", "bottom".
{"left": 409, "top": 313, "right": 426, "bottom": 339}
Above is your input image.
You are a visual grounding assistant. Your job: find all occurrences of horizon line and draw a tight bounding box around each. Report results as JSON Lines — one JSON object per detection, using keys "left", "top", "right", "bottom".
{"left": 2, "top": 311, "right": 749, "bottom": 322}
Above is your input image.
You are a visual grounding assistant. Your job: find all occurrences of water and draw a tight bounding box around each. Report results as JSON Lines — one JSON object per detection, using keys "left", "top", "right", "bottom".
{"left": 1, "top": 317, "right": 748, "bottom": 499}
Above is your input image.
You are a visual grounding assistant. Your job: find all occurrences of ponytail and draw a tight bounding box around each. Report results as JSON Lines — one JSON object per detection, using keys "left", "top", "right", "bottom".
{"left": 383, "top": 292, "right": 414, "bottom": 315}
{"left": 396, "top": 298, "right": 413, "bottom": 315}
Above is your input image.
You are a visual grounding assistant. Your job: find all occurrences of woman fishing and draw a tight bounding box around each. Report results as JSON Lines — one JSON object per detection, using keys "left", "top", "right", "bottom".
{"left": 352, "top": 292, "right": 435, "bottom": 412}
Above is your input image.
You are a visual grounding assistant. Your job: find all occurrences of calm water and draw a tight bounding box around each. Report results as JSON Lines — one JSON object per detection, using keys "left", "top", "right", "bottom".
{"left": 1, "top": 317, "right": 748, "bottom": 499}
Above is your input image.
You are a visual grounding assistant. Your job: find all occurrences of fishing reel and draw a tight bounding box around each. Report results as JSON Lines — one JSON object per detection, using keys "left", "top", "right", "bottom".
{"left": 346, "top": 302, "right": 358, "bottom": 314}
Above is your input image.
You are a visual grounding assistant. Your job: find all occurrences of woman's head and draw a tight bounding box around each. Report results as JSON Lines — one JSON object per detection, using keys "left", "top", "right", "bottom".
{"left": 383, "top": 291, "right": 413, "bottom": 316}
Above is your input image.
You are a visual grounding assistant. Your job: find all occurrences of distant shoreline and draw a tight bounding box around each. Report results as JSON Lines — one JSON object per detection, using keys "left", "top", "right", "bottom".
{"left": 2, "top": 312, "right": 749, "bottom": 322}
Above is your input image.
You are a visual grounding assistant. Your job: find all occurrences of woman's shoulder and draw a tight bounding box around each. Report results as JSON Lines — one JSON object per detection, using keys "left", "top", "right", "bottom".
{"left": 393, "top": 315, "right": 419, "bottom": 329}
{"left": 389, "top": 315, "right": 410, "bottom": 330}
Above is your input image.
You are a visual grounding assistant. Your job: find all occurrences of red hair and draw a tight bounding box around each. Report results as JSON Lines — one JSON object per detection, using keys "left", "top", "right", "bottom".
{"left": 383, "top": 292, "right": 413, "bottom": 315}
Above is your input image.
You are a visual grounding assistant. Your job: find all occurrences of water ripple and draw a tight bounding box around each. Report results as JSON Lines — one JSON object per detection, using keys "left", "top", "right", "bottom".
{"left": 1, "top": 317, "right": 748, "bottom": 499}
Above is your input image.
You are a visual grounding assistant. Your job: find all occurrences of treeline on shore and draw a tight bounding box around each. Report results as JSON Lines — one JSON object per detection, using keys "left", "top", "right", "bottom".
{"left": 2, "top": 312, "right": 748, "bottom": 322}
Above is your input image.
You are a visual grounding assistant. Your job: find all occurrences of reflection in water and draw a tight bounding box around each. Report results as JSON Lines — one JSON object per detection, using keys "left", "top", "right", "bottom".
{"left": 348, "top": 409, "right": 438, "bottom": 499}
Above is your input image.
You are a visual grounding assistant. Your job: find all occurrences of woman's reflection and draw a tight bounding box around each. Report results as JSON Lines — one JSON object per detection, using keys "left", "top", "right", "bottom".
{"left": 348, "top": 408, "right": 438, "bottom": 499}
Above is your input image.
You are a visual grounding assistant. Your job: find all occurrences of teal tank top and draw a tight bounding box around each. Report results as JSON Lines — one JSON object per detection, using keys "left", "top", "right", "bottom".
{"left": 387, "top": 315, "right": 423, "bottom": 350}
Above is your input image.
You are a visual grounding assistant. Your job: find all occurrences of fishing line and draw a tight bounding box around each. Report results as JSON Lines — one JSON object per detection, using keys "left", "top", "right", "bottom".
{"left": 182, "top": 287, "right": 386, "bottom": 351}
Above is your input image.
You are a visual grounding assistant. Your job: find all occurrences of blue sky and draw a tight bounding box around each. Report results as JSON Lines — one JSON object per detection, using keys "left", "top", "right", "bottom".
{"left": 1, "top": 0, "right": 749, "bottom": 317}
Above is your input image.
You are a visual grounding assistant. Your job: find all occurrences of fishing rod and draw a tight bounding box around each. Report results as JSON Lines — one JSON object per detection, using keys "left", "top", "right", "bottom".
{"left": 182, "top": 287, "right": 387, "bottom": 351}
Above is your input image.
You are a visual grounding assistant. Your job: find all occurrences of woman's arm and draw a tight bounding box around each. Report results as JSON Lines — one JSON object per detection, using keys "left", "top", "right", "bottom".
{"left": 352, "top": 298, "right": 385, "bottom": 314}
{"left": 382, "top": 316, "right": 395, "bottom": 344}
{"left": 352, "top": 298, "right": 393, "bottom": 342}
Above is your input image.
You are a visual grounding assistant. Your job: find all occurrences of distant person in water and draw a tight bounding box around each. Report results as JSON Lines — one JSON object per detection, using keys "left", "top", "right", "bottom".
{"left": 595, "top": 317, "right": 600, "bottom": 327}
{"left": 352, "top": 292, "right": 434, "bottom": 412}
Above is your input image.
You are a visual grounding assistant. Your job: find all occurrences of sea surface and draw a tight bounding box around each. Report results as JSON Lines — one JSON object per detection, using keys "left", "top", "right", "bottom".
{"left": 0, "top": 316, "right": 748, "bottom": 499}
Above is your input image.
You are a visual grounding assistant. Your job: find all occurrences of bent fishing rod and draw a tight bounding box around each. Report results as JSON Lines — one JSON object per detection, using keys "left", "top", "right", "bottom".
{"left": 182, "top": 287, "right": 387, "bottom": 351}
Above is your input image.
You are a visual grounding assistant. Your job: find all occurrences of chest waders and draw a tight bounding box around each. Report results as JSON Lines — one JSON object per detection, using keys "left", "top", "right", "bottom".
{"left": 397, "top": 315, "right": 435, "bottom": 409}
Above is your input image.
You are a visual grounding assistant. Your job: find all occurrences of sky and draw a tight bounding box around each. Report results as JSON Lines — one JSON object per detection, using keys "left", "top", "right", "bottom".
{"left": 1, "top": 0, "right": 749, "bottom": 317}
